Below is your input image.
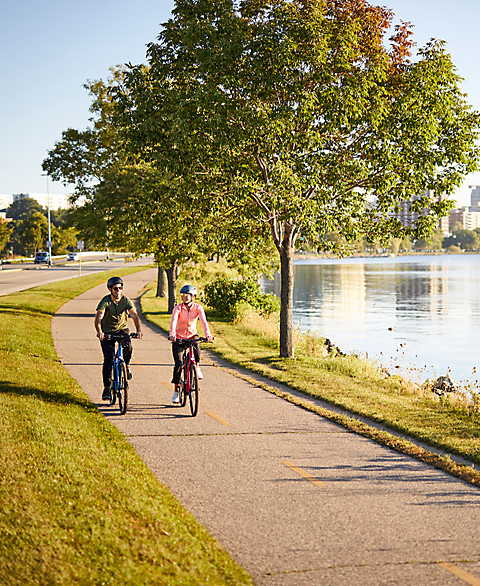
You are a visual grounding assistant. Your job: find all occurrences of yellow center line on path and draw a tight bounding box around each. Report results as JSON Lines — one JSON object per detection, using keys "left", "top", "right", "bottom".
{"left": 438, "top": 562, "right": 480, "bottom": 585}
{"left": 282, "top": 460, "right": 326, "bottom": 487}
{"left": 205, "top": 412, "right": 231, "bottom": 426}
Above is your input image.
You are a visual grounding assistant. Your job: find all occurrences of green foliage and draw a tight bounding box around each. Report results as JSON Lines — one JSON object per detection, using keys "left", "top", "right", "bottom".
{"left": 6, "top": 197, "right": 43, "bottom": 221}
{"left": 204, "top": 276, "right": 280, "bottom": 320}
{"left": 15, "top": 212, "right": 48, "bottom": 255}
{"left": 0, "top": 219, "right": 12, "bottom": 258}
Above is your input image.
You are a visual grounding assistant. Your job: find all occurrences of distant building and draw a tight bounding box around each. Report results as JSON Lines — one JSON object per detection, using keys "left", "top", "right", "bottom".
{"left": 0, "top": 193, "right": 13, "bottom": 211}
{"left": 438, "top": 214, "right": 450, "bottom": 235}
{"left": 470, "top": 186, "right": 480, "bottom": 210}
{"left": 12, "top": 192, "right": 70, "bottom": 210}
{"left": 389, "top": 190, "right": 450, "bottom": 234}
{"left": 449, "top": 206, "right": 480, "bottom": 231}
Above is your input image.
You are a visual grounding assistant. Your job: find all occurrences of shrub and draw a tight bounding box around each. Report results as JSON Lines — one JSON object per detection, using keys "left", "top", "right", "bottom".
{"left": 204, "top": 276, "right": 280, "bottom": 320}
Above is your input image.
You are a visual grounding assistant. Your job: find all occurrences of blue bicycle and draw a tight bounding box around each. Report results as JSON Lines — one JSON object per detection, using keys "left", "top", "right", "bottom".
{"left": 105, "top": 332, "right": 138, "bottom": 415}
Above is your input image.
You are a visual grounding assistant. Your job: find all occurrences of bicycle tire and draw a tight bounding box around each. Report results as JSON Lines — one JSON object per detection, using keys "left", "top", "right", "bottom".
{"left": 109, "top": 364, "right": 116, "bottom": 406}
{"left": 179, "top": 357, "right": 188, "bottom": 407}
{"left": 179, "top": 380, "right": 186, "bottom": 407}
{"left": 118, "top": 362, "right": 128, "bottom": 415}
{"left": 188, "top": 364, "right": 199, "bottom": 417}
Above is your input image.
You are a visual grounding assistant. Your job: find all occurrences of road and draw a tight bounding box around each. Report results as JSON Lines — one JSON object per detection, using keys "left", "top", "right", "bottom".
{"left": 51, "top": 269, "right": 480, "bottom": 585}
{"left": 0, "top": 255, "right": 154, "bottom": 296}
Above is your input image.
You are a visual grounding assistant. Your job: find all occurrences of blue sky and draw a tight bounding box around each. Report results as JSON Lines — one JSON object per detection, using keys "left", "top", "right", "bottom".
{"left": 1, "top": 0, "right": 480, "bottom": 206}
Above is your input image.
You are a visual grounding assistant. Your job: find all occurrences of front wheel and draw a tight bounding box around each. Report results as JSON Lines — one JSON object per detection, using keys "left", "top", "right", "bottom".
{"left": 117, "top": 362, "right": 128, "bottom": 415}
{"left": 188, "top": 364, "right": 199, "bottom": 417}
{"left": 109, "top": 365, "right": 116, "bottom": 406}
{"left": 179, "top": 365, "right": 187, "bottom": 407}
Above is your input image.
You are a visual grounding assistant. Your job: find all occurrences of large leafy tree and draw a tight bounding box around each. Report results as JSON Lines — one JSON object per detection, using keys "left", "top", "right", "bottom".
{"left": 146, "top": 0, "right": 480, "bottom": 356}
{"left": 44, "top": 68, "right": 276, "bottom": 310}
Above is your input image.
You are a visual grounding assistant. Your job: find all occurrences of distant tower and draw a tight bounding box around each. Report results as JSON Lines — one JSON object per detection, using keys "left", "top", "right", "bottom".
{"left": 471, "top": 186, "right": 480, "bottom": 210}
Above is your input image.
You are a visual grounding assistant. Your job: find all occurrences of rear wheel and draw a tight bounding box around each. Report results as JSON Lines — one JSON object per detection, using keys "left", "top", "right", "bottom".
{"left": 109, "top": 365, "right": 116, "bottom": 406}
{"left": 188, "top": 364, "right": 199, "bottom": 417}
{"left": 118, "top": 362, "right": 128, "bottom": 415}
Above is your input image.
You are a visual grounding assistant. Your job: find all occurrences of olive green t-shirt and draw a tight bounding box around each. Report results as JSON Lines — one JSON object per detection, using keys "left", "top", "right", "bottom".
{"left": 96, "top": 294, "right": 134, "bottom": 333}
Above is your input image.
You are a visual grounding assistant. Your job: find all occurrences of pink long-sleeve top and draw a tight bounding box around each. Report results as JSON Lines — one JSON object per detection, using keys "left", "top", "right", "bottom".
{"left": 169, "top": 302, "right": 212, "bottom": 340}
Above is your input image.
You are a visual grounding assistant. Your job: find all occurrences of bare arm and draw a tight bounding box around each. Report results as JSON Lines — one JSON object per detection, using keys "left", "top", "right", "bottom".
{"left": 94, "top": 310, "right": 105, "bottom": 340}
{"left": 168, "top": 305, "right": 179, "bottom": 341}
{"left": 129, "top": 306, "right": 143, "bottom": 339}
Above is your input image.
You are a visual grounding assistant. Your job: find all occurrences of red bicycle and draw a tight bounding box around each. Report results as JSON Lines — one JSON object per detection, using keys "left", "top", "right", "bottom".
{"left": 176, "top": 337, "right": 212, "bottom": 417}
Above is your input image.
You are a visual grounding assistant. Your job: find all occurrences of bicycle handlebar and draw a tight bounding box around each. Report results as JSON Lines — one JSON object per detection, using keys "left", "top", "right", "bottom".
{"left": 104, "top": 332, "right": 140, "bottom": 340}
{"left": 174, "top": 337, "right": 214, "bottom": 344}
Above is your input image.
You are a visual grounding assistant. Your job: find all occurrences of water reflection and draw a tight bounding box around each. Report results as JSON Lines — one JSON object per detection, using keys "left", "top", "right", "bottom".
{"left": 262, "top": 255, "right": 480, "bottom": 385}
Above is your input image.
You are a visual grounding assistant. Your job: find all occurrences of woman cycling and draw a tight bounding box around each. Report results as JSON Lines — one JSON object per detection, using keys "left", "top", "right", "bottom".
{"left": 168, "top": 284, "right": 213, "bottom": 403}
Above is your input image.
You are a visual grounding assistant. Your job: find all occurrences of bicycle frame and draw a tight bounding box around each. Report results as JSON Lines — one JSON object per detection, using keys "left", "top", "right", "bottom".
{"left": 175, "top": 337, "right": 211, "bottom": 416}
{"left": 112, "top": 343, "right": 124, "bottom": 393}
{"left": 105, "top": 332, "right": 136, "bottom": 415}
{"left": 182, "top": 344, "right": 196, "bottom": 394}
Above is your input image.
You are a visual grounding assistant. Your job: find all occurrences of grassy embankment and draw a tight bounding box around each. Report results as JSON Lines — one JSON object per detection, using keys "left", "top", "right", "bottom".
{"left": 141, "top": 267, "right": 480, "bottom": 488}
{"left": 0, "top": 266, "right": 252, "bottom": 585}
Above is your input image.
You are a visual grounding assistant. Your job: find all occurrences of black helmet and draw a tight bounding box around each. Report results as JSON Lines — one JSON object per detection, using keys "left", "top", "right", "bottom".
{"left": 107, "top": 276, "right": 123, "bottom": 289}
{"left": 180, "top": 284, "right": 197, "bottom": 296}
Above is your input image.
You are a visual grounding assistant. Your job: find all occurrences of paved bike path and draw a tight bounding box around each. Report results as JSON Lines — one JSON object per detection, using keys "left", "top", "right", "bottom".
{"left": 52, "top": 270, "right": 480, "bottom": 585}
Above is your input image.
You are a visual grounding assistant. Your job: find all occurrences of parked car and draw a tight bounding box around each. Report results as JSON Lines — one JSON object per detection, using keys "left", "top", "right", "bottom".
{"left": 34, "top": 251, "right": 50, "bottom": 264}
{"left": 67, "top": 252, "right": 80, "bottom": 261}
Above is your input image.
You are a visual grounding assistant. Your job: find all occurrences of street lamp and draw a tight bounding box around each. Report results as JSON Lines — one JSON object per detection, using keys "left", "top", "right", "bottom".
{"left": 41, "top": 173, "right": 52, "bottom": 267}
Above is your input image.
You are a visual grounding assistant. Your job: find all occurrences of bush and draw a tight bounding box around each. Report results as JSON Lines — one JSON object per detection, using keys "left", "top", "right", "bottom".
{"left": 204, "top": 276, "right": 280, "bottom": 320}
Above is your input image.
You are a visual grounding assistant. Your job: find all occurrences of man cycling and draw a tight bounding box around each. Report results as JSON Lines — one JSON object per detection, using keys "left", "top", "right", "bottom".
{"left": 94, "top": 276, "right": 143, "bottom": 401}
{"left": 168, "top": 284, "right": 213, "bottom": 404}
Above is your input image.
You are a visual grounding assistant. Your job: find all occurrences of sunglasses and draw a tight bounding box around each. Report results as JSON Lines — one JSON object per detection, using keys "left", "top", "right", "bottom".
{"left": 112, "top": 286, "right": 123, "bottom": 291}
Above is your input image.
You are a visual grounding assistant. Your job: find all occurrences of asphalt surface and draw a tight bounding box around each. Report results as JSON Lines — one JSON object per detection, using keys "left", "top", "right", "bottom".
{"left": 52, "top": 270, "right": 480, "bottom": 585}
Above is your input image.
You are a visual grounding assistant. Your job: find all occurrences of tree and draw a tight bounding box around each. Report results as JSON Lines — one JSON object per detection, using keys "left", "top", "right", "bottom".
{"left": 147, "top": 0, "right": 480, "bottom": 356}
{"left": 44, "top": 68, "right": 276, "bottom": 311}
{"left": 0, "top": 219, "right": 12, "bottom": 258}
{"left": 16, "top": 212, "right": 48, "bottom": 255}
{"left": 52, "top": 226, "right": 79, "bottom": 255}
{"left": 6, "top": 197, "right": 43, "bottom": 221}
{"left": 453, "top": 228, "right": 480, "bottom": 251}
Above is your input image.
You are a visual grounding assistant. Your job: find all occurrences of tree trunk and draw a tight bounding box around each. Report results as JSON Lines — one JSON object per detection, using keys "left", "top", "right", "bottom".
{"left": 279, "top": 237, "right": 295, "bottom": 358}
{"left": 156, "top": 266, "right": 168, "bottom": 297}
{"left": 268, "top": 218, "right": 297, "bottom": 358}
{"left": 166, "top": 261, "right": 178, "bottom": 313}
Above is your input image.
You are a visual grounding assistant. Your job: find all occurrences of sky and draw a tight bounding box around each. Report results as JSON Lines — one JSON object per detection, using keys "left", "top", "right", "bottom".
{"left": 2, "top": 0, "right": 480, "bottom": 206}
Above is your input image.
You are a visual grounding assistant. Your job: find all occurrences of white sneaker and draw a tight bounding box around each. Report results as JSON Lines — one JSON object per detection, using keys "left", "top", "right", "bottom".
{"left": 172, "top": 390, "right": 180, "bottom": 404}
{"left": 196, "top": 366, "right": 203, "bottom": 380}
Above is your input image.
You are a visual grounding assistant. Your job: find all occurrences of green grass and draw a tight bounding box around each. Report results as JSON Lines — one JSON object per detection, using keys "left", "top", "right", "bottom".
{"left": 0, "top": 267, "right": 252, "bottom": 585}
{"left": 141, "top": 279, "right": 480, "bottom": 487}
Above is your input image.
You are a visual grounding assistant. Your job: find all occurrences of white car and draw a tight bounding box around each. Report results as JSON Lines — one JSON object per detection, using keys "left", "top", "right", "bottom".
{"left": 67, "top": 252, "right": 80, "bottom": 261}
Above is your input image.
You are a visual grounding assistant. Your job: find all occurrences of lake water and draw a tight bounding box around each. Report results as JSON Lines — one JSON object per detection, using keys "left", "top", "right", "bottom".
{"left": 262, "top": 255, "right": 480, "bottom": 388}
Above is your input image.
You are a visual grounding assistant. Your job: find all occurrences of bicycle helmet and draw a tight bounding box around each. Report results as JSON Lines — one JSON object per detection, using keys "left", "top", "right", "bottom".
{"left": 180, "top": 284, "right": 197, "bottom": 296}
{"left": 107, "top": 276, "right": 123, "bottom": 289}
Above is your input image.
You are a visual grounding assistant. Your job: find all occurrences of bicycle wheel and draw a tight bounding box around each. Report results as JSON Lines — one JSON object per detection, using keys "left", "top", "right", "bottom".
{"left": 117, "top": 362, "right": 128, "bottom": 415}
{"left": 109, "top": 364, "right": 116, "bottom": 406}
{"left": 188, "top": 364, "right": 199, "bottom": 417}
{"left": 178, "top": 379, "right": 186, "bottom": 407}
